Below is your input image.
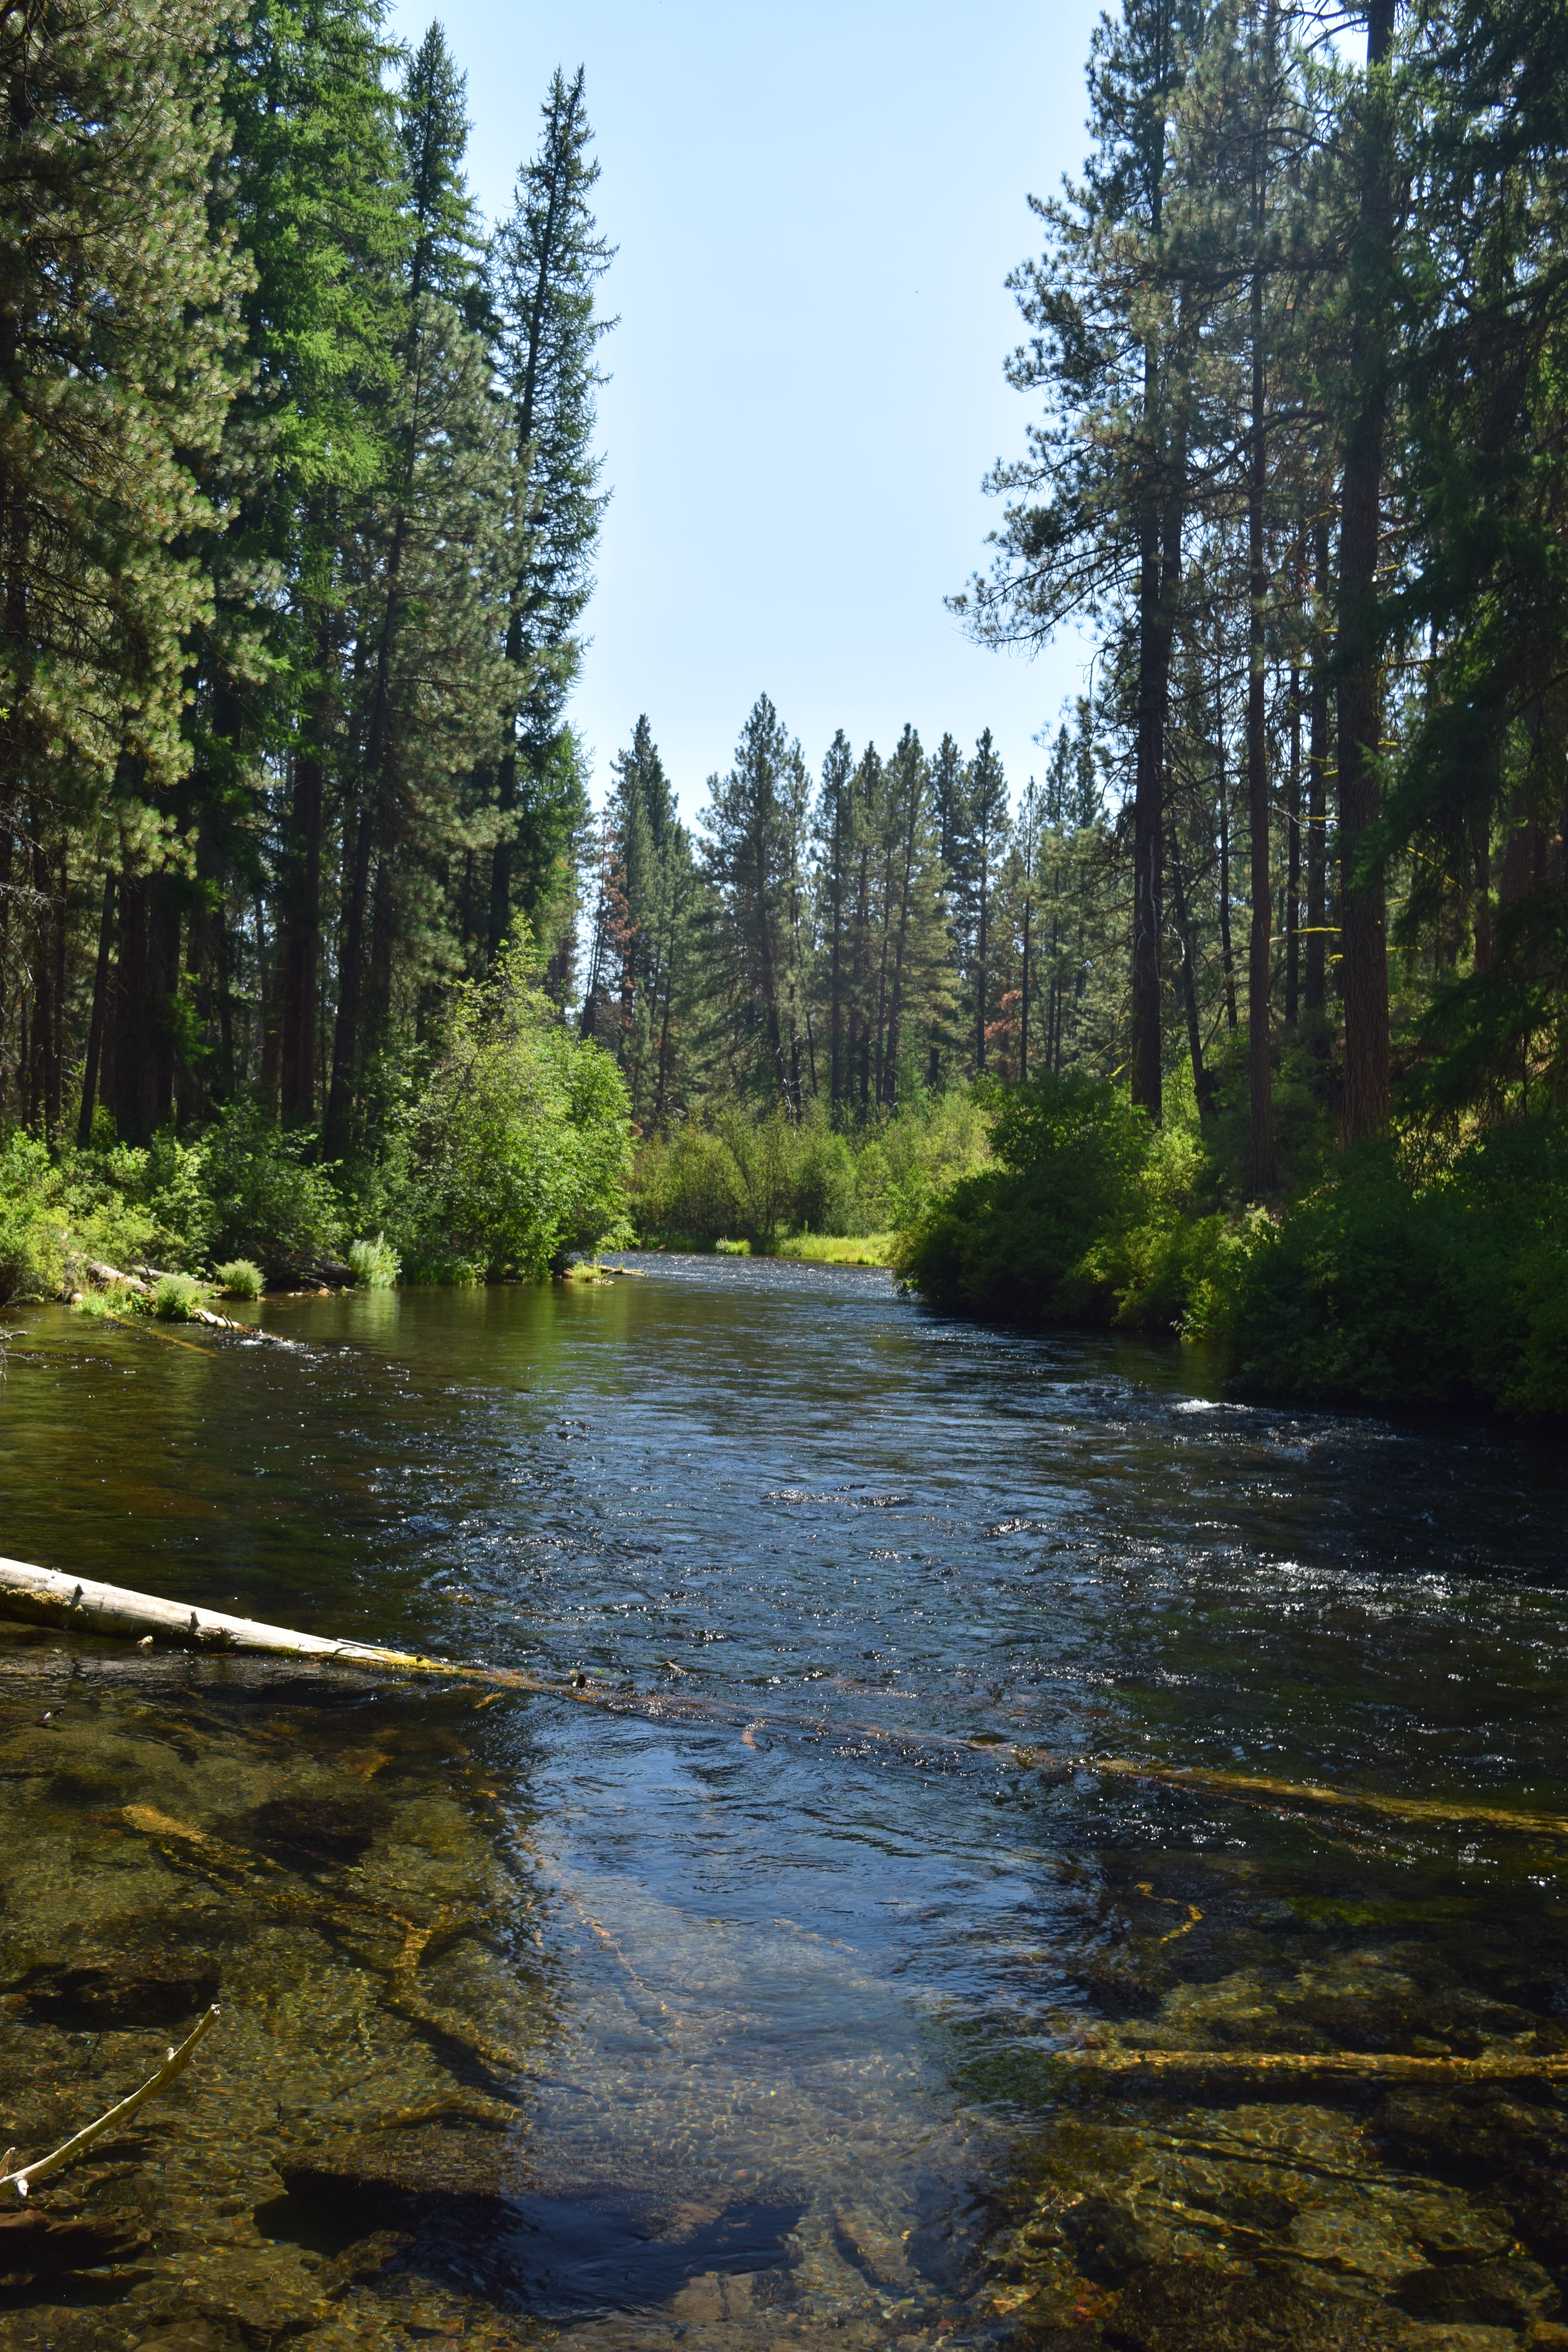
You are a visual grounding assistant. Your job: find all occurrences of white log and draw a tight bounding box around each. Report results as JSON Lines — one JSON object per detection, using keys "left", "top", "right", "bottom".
{"left": 0, "top": 1556, "right": 440, "bottom": 1670}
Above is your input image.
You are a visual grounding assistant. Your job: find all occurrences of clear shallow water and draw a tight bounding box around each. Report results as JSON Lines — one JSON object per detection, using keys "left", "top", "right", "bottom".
{"left": 1, "top": 1258, "right": 1568, "bottom": 2351}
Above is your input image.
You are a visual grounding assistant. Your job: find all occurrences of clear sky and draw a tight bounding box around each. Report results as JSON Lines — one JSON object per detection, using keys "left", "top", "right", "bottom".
{"left": 385, "top": 0, "right": 1106, "bottom": 818}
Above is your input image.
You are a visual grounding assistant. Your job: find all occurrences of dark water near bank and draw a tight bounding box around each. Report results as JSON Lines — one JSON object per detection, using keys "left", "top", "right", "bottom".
{"left": 2, "top": 1256, "right": 1568, "bottom": 2351}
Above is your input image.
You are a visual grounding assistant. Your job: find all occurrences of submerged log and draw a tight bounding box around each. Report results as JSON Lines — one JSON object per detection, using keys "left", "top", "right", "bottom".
{"left": 1052, "top": 2042, "right": 1568, "bottom": 2084}
{"left": 2, "top": 1552, "right": 1567, "bottom": 1849}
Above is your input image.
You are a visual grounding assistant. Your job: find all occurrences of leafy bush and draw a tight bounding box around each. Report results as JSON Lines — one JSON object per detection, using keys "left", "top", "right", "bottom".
{"left": 393, "top": 938, "right": 632, "bottom": 1280}
{"left": 154, "top": 1272, "right": 206, "bottom": 1321}
{"left": 347, "top": 1235, "right": 400, "bottom": 1289}
{"left": 200, "top": 1106, "right": 345, "bottom": 1279}
{"left": 893, "top": 1073, "right": 1231, "bottom": 1334}
{"left": 895, "top": 1074, "right": 1151, "bottom": 1319}
{"left": 213, "top": 1258, "right": 263, "bottom": 1300}
{"left": 0, "top": 1134, "right": 70, "bottom": 1304}
{"left": 855, "top": 1089, "right": 994, "bottom": 1230}
{"left": 1217, "top": 1121, "right": 1568, "bottom": 1420}
{"left": 633, "top": 1109, "right": 852, "bottom": 1248}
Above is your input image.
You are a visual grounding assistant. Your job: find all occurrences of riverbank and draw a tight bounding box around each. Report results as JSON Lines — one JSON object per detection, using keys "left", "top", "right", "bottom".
{"left": 635, "top": 1234, "right": 896, "bottom": 1266}
{"left": 893, "top": 1072, "right": 1568, "bottom": 1426}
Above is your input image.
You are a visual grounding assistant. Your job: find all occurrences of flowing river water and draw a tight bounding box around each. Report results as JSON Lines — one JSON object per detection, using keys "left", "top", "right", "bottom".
{"left": 1, "top": 1254, "right": 1568, "bottom": 2352}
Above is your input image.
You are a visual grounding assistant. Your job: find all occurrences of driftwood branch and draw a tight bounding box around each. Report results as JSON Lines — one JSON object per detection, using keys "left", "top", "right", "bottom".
{"left": 0, "top": 2005, "right": 220, "bottom": 2198}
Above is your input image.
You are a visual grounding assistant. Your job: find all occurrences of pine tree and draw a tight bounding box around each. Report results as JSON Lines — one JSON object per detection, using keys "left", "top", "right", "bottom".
{"left": 813, "top": 729, "right": 855, "bottom": 1118}
{"left": 487, "top": 67, "right": 615, "bottom": 967}
{"left": 701, "top": 696, "right": 812, "bottom": 1107}
{"left": 962, "top": 730, "right": 1010, "bottom": 1072}
{"left": 1334, "top": 0, "right": 1400, "bottom": 1142}
{"left": 956, "top": 0, "right": 1204, "bottom": 1122}
{"left": 323, "top": 22, "right": 504, "bottom": 1157}
{"left": 0, "top": 0, "right": 248, "bottom": 1137}
{"left": 878, "top": 727, "right": 953, "bottom": 1103}
{"left": 596, "top": 716, "right": 697, "bottom": 1127}
{"left": 173, "top": 0, "right": 409, "bottom": 1139}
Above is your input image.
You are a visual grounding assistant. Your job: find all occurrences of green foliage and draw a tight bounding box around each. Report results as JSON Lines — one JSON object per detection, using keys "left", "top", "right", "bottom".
{"left": 632, "top": 1093, "right": 992, "bottom": 1250}
{"left": 347, "top": 1235, "right": 400, "bottom": 1288}
{"left": 896, "top": 1073, "right": 1149, "bottom": 1319}
{"left": 0, "top": 1137, "right": 70, "bottom": 1306}
{"left": 900, "top": 1075, "right": 1568, "bottom": 1422}
{"left": 154, "top": 1273, "right": 207, "bottom": 1322}
{"left": 200, "top": 1107, "right": 345, "bottom": 1278}
{"left": 213, "top": 1258, "right": 263, "bottom": 1299}
{"left": 1217, "top": 1122, "right": 1568, "bottom": 1421}
{"left": 894, "top": 1073, "right": 1231, "bottom": 1334}
{"left": 393, "top": 937, "right": 632, "bottom": 1281}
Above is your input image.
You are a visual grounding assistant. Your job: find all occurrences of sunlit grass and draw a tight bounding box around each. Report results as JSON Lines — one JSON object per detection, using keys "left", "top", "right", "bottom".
{"left": 771, "top": 1233, "right": 896, "bottom": 1267}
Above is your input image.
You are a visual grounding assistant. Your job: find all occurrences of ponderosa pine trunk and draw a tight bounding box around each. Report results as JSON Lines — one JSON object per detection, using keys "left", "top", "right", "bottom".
{"left": 111, "top": 872, "right": 152, "bottom": 1145}
{"left": 279, "top": 735, "right": 324, "bottom": 1123}
{"left": 1304, "top": 518, "right": 1331, "bottom": 1014}
{"left": 1247, "top": 241, "right": 1277, "bottom": 1195}
{"left": 1336, "top": 0, "right": 1397, "bottom": 1141}
{"left": 1285, "top": 662, "right": 1301, "bottom": 1024}
{"left": 77, "top": 873, "right": 116, "bottom": 1146}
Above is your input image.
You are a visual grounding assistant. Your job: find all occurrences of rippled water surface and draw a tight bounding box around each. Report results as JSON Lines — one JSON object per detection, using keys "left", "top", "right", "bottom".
{"left": 1, "top": 1256, "right": 1567, "bottom": 2352}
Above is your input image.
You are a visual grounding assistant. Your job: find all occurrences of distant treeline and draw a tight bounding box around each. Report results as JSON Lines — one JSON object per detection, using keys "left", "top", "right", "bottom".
{"left": 579, "top": 699, "right": 1116, "bottom": 1135}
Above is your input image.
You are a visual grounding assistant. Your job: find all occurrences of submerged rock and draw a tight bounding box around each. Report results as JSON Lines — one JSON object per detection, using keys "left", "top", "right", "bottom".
{"left": 1392, "top": 2252, "right": 1558, "bottom": 2326}
{"left": 8, "top": 1951, "right": 220, "bottom": 2027}
{"left": 279, "top": 2123, "right": 526, "bottom": 2230}
{"left": 1101, "top": 2265, "right": 1417, "bottom": 2350}
{"left": 0, "top": 2206, "right": 146, "bottom": 2279}
{"left": 225, "top": 1790, "right": 388, "bottom": 1872}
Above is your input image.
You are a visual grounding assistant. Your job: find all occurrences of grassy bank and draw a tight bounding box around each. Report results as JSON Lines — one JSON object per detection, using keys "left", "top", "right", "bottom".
{"left": 773, "top": 1233, "right": 896, "bottom": 1266}
{"left": 893, "top": 1065, "right": 1568, "bottom": 1424}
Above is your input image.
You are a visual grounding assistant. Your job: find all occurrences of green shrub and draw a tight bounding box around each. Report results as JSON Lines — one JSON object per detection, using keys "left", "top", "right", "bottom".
{"left": 61, "top": 1132, "right": 215, "bottom": 1272}
{"left": 1217, "top": 1121, "right": 1568, "bottom": 1420}
{"left": 0, "top": 1134, "right": 69, "bottom": 1305}
{"left": 393, "top": 937, "right": 632, "bottom": 1281}
{"left": 154, "top": 1272, "right": 206, "bottom": 1322}
{"left": 347, "top": 1235, "right": 400, "bottom": 1289}
{"left": 714, "top": 1236, "right": 750, "bottom": 1255}
{"left": 201, "top": 1105, "right": 344, "bottom": 1278}
{"left": 72, "top": 1287, "right": 114, "bottom": 1319}
{"left": 894, "top": 1073, "right": 1156, "bottom": 1321}
{"left": 213, "top": 1258, "right": 263, "bottom": 1300}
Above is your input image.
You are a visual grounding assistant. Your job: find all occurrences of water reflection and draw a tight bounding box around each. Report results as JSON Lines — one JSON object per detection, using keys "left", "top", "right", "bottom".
{"left": 0, "top": 1257, "right": 1565, "bottom": 2348}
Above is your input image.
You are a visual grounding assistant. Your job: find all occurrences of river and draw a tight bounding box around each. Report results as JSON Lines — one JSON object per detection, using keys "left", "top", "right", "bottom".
{"left": 1, "top": 1254, "right": 1566, "bottom": 2352}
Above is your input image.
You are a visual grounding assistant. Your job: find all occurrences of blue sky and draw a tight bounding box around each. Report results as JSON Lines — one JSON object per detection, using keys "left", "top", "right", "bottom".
{"left": 386, "top": 0, "right": 1105, "bottom": 817}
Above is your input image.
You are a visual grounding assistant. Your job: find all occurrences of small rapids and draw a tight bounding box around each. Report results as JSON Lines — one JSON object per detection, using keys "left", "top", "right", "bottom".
{"left": 0, "top": 1253, "right": 1565, "bottom": 2350}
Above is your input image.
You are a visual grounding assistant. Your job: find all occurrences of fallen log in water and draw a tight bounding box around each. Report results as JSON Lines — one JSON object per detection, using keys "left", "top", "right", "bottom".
{"left": 1051, "top": 2041, "right": 1568, "bottom": 2084}
{"left": 2, "top": 1554, "right": 1566, "bottom": 1847}
{"left": 0, "top": 1557, "right": 449, "bottom": 1669}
